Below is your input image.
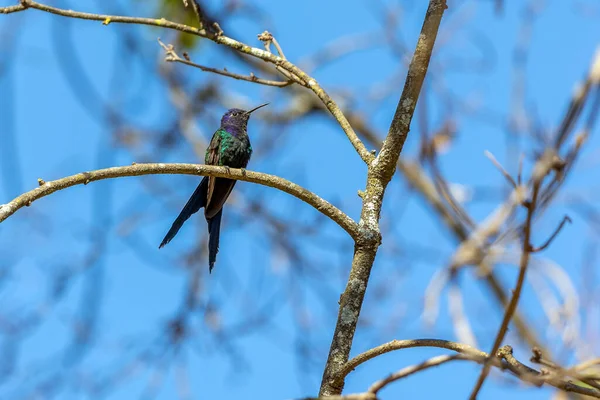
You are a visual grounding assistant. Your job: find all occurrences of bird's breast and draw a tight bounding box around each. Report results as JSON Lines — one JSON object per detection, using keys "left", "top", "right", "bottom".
{"left": 220, "top": 136, "right": 252, "bottom": 168}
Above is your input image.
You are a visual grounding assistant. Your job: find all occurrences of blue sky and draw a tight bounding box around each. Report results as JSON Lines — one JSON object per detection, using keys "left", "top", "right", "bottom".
{"left": 1, "top": 0, "right": 599, "bottom": 399}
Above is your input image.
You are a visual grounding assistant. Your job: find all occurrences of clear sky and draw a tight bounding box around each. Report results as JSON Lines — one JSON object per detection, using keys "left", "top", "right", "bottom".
{"left": 1, "top": 0, "right": 599, "bottom": 399}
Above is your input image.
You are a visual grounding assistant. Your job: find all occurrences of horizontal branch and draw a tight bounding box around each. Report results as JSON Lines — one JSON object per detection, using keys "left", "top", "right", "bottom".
{"left": 0, "top": 163, "right": 359, "bottom": 239}
{"left": 0, "top": 4, "right": 26, "bottom": 13}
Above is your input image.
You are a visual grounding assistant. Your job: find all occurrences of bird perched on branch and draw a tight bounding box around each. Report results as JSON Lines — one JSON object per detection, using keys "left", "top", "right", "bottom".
{"left": 159, "top": 103, "right": 268, "bottom": 272}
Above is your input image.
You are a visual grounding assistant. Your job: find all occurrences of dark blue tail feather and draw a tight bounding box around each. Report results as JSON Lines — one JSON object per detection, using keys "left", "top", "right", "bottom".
{"left": 159, "top": 177, "right": 208, "bottom": 248}
{"left": 207, "top": 208, "right": 222, "bottom": 273}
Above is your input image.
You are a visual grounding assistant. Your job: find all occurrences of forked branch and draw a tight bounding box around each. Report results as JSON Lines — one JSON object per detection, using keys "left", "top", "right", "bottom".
{"left": 2, "top": 0, "right": 374, "bottom": 165}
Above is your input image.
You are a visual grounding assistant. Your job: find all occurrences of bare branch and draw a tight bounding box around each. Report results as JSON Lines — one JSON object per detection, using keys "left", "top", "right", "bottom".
{"left": 531, "top": 215, "right": 572, "bottom": 252}
{"left": 257, "top": 30, "right": 287, "bottom": 60}
{"left": 484, "top": 150, "right": 518, "bottom": 189}
{"left": 449, "top": 185, "right": 526, "bottom": 269}
{"left": 0, "top": 4, "right": 26, "bottom": 13}
{"left": 354, "top": 98, "right": 549, "bottom": 354}
{"left": 531, "top": 348, "right": 600, "bottom": 391}
{"left": 555, "top": 47, "right": 600, "bottom": 147}
{"left": 339, "top": 338, "right": 487, "bottom": 379}
{"left": 0, "top": 163, "right": 359, "bottom": 239}
{"left": 257, "top": 31, "right": 304, "bottom": 84}
{"left": 6, "top": 0, "right": 374, "bottom": 165}
{"left": 469, "top": 150, "right": 563, "bottom": 399}
{"left": 373, "top": 0, "right": 448, "bottom": 184}
{"left": 157, "top": 39, "right": 293, "bottom": 87}
{"left": 319, "top": 1, "right": 448, "bottom": 396}
{"left": 368, "top": 354, "right": 470, "bottom": 394}
{"left": 336, "top": 339, "right": 600, "bottom": 398}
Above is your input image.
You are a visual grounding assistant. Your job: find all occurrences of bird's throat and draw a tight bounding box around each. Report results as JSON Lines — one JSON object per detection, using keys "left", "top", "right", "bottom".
{"left": 221, "top": 123, "right": 247, "bottom": 138}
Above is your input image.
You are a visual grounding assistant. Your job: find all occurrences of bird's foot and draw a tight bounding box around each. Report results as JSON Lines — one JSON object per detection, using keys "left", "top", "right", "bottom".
{"left": 224, "top": 166, "right": 231, "bottom": 175}
{"left": 241, "top": 168, "right": 247, "bottom": 177}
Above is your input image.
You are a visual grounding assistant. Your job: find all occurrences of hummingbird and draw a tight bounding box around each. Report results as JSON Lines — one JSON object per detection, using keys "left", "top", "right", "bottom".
{"left": 159, "top": 103, "right": 268, "bottom": 272}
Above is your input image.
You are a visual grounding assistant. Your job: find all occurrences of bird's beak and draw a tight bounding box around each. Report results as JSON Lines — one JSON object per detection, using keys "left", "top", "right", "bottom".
{"left": 245, "top": 103, "right": 269, "bottom": 115}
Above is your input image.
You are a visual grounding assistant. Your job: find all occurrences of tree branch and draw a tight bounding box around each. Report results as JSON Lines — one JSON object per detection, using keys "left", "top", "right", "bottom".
{"left": 157, "top": 39, "right": 294, "bottom": 87}
{"left": 469, "top": 150, "right": 564, "bottom": 399}
{"left": 332, "top": 338, "right": 600, "bottom": 398}
{"left": 373, "top": 1, "right": 447, "bottom": 186}
{"left": 355, "top": 116, "right": 548, "bottom": 353}
{"left": 318, "top": 1, "right": 447, "bottom": 396}
{"left": 0, "top": 4, "right": 25, "bottom": 13}
{"left": 6, "top": 0, "right": 373, "bottom": 164}
{"left": 368, "top": 354, "right": 470, "bottom": 394}
{"left": 0, "top": 163, "right": 359, "bottom": 239}
{"left": 340, "top": 338, "right": 487, "bottom": 379}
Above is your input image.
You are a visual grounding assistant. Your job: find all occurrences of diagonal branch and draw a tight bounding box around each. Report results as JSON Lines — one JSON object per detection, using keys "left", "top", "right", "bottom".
{"left": 5, "top": 0, "right": 374, "bottom": 165}
{"left": 354, "top": 116, "right": 547, "bottom": 352}
{"left": 468, "top": 150, "right": 564, "bottom": 399}
{"left": 318, "top": 1, "right": 447, "bottom": 396}
{"left": 368, "top": 354, "right": 471, "bottom": 394}
{"left": 0, "top": 163, "right": 359, "bottom": 239}
{"left": 373, "top": 0, "right": 448, "bottom": 183}
{"left": 157, "top": 39, "right": 293, "bottom": 87}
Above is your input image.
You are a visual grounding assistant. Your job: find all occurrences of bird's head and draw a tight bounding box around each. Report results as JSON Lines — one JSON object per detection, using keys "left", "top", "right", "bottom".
{"left": 221, "top": 103, "right": 268, "bottom": 129}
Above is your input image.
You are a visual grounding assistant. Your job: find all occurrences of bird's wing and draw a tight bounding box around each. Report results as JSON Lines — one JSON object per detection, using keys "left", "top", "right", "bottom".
{"left": 204, "top": 129, "right": 237, "bottom": 219}
{"left": 205, "top": 129, "right": 223, "bottom": 206}
{"left": 205, "top": 178, "right": 236, "bottom": 218}
{"left": 205, "top": 129, "right": 224, "bottom": 164}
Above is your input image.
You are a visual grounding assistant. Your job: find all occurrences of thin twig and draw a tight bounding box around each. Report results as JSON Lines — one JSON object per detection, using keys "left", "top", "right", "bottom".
{"left": 270, "top": 36, "right": 287, "bottom": 60}
{"left": 449, "top": 185, "right": 526, "bottom": 269}
{"left": 574, "top": 358, "right": 600, "bottom": 373}
{"left": 469, "top": 150, "right": 561, "bottom": 399}
{"left": 368, "top": 354, "right": 470, "bottom": 394}
{"left": 533, "top": 351, "right": 600, "bottom": 391}
{"left": 484, "top": 150, "right": 518, "bottom": 189}
{"left": 158, "top": 39, "right": 293, "bottom": 87}
{"left": 468, "top": 191, "right": 538, "bottom": 398}
{"left": 531, "top": 215, "right": 572, "bottom": 252}
{"left": 257, "top": 31, "right": 304, "bottom": 85}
